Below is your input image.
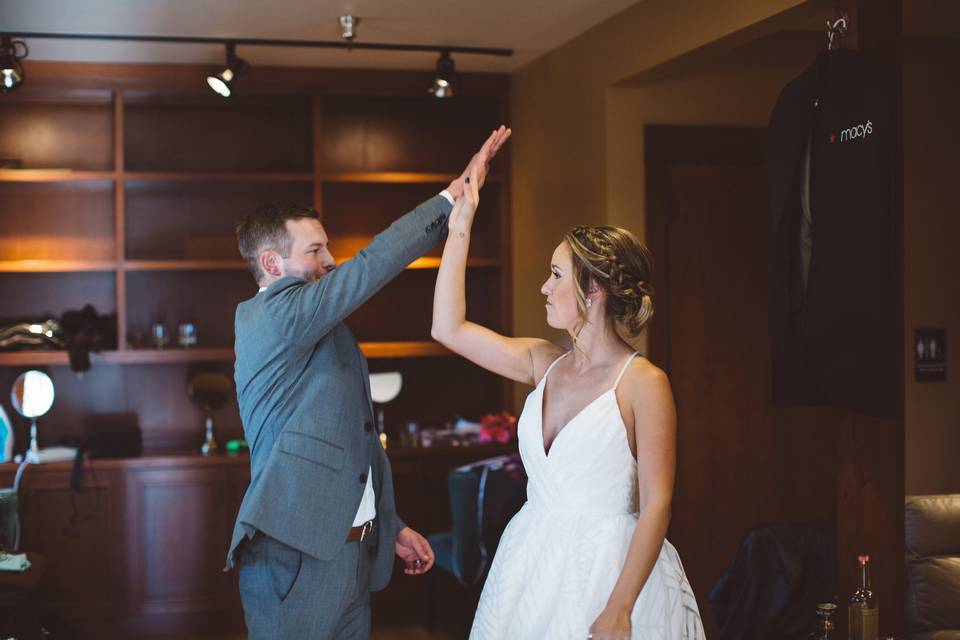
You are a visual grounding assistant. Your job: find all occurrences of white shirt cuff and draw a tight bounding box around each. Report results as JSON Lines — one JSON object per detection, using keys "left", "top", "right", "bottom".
{"left": 439, "top": 190, "right": 455, "bottom": 206}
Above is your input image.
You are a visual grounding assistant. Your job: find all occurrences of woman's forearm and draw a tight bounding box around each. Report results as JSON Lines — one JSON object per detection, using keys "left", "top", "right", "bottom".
{"left": 431, "top": 218, "right": 472, "bottom": 342}
{"left": 604, "top": 501, "right": 671, "bottom": 614}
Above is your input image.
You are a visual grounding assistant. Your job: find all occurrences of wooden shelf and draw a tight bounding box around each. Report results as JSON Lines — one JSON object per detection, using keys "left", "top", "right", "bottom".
{"left": 359, "top": 342, "right": 450, "bottom": 358}
{"left": 0, "top": 170, "right": 116, "bottom": 182}
{"left": 346, "top": 256, "right": 502, "bottom": 270}
{"left": 0, "top": 260, "right": 118, "bottom": 273}
{"left": 0, "top": 349, "right": 226, "bottom": 366}
{"left": 121, "top": 258, "right": 500, "bottom": 272}
{"left": 321, "top": 172, "right": 458, "bottom": 184}
{"left": 0, "top": 351, "right": 79, "bottom": 366}
{"left": 0, "top": 342, "right": 450, "bottom": 366}
{"left": 0, "top": 170, "right": 501, "bottom": 185}
{"left": 122, "top": 172, "right": 313, "bottom": 182}
{"left": 405, "top": 257, "right": 501, "bottom": 269}
{"left": 122, "top": 172, "right": 480, "bottom": 184}
{"left": 320, "top": 172, "right": 502, "bottom": 184}
{"left": 123, "top": 260, "right": 246, "bottom": 271}
{"left": 106, "top": 348, "right": 234, "bottom": 364}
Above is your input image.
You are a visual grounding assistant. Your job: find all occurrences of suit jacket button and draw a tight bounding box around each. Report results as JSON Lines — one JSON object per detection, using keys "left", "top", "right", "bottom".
{"left": 364, "top": 421, "right": 373, "bottom": 432}
{"left": 425, "top": 225, "right": 432, "bottom": 233}
{"left": 359, "top": 473, "right": 367, "bottom": 483}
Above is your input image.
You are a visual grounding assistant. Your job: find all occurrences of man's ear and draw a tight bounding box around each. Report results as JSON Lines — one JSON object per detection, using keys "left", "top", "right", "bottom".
{"left": 259, "top": 250, "right": 282, "bottom": 278}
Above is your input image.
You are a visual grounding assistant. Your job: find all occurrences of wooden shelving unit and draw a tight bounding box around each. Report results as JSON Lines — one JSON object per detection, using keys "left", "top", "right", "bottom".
{"left": 0, "top": 64, "right": 512, "bottom": 639}
{"left": 0, "top": 70, "right": 512, "bottom": 453}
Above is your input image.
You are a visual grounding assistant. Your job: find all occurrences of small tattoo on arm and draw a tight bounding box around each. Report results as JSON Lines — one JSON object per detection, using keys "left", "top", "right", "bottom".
{"left": 458, "top": 232, "right": 465, "bottom": 238}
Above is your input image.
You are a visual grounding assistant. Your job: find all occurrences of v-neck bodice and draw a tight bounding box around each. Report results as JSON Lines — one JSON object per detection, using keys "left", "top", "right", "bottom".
{"left": 517, "top": 351, "right": 639, "bottom": 516}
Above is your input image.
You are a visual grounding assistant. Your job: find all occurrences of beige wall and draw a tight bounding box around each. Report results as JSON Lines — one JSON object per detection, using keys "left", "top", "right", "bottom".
{"left": 509, "top": 5, "right": 960, "bottom": 492}
{"left": 509, "top": 0, "right": 817, "bottom": 359}
{"left": 903, "top": 37, "right": 960, "bottom": 494}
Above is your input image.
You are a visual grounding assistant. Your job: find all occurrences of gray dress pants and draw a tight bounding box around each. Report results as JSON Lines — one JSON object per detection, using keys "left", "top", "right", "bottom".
{"left": 238, "top": 531, "right": 372, "bottom": 639}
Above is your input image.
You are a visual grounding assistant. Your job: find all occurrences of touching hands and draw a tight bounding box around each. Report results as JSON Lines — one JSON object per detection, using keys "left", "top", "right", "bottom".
{"left": 448, "top": 161, "right": 481, "bottom": 236}
{"left": 395, "top": 526, "right": 435, "bottom": 576}
{"left": 446, "top": 125, "right": 512, "bottom": 199}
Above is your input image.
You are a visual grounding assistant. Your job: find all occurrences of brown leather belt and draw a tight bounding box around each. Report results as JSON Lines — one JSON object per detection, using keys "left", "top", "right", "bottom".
{"left": 347, "top": 519, "right": 374, "bottom": 542}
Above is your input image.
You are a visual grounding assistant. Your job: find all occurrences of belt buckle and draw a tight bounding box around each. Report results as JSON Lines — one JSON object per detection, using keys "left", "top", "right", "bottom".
{"left": 359, "top": 520, "right": 373, "bottom": 542}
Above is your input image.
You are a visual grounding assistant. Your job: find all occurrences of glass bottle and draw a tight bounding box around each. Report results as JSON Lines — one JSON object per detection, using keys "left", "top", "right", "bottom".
{"left": 849, "top": 554, "right": 879, "bottom": 640}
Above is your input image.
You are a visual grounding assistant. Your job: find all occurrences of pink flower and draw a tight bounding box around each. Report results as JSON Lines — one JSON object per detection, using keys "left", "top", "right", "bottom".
{"left": 479, "top": 411, "right": 518, "bottom": 444}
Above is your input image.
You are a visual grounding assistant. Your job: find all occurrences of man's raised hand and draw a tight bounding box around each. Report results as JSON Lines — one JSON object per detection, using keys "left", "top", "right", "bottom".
{"left": 447, "top": 125, "right": 512, "bottom": 199}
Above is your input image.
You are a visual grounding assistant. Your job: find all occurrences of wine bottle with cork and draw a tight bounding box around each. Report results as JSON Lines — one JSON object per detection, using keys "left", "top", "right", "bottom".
{"left": 848, "top": 554, "right": 879, "bottom": 640}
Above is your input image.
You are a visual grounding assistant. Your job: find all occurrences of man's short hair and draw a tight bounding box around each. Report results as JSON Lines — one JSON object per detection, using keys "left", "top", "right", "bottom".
{"left": 235, "top": 204, "right": 321, "bottom": 282}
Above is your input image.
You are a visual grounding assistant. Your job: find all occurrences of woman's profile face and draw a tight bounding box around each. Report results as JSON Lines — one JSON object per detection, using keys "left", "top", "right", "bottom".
{"left": 541, "top": 242, "right": 580, "bottom": 331}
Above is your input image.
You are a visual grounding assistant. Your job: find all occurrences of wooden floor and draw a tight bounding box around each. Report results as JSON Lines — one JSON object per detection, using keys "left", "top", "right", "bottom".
{"left": 169, "top": 629, "right": 457, "bottom": 640}
{"left": 372, "top": 628, "right": 459, "bottom": 640}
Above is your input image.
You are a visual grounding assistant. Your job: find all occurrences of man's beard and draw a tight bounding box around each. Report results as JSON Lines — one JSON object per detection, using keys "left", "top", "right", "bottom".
{"left": 284, "top": 265, "right": 321, "bottom": 283}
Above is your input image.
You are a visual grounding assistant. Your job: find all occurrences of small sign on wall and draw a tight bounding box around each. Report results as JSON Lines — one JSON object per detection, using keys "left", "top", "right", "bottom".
{"left": 915, "top": 328, "right": 947, "bottom": 383}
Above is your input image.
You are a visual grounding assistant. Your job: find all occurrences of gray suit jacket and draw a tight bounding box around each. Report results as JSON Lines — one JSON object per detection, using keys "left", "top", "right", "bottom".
{"left": 225, "top": 195, "right": 452, "bottom": 591}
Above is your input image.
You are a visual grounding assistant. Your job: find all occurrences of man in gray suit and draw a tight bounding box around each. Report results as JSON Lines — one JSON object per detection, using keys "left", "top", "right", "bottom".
{"left": 225, "top": 126, "right": 511, "bottom": 639}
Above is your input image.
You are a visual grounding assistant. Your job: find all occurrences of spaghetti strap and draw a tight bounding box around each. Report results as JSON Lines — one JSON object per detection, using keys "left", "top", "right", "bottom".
{"left": 539, "top": 351, "right": 569, "bottom": 385}
{"left": 611, "top": 352, "right": 639, "bottom": 391}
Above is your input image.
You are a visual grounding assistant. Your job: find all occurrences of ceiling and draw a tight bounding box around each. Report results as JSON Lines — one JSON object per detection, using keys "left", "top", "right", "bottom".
{"left": 0, "top": 0, "right": 642, "bottom": 73}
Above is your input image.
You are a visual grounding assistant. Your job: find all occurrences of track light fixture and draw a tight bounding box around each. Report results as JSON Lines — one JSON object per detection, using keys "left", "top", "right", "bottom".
{"left": 0, "top": 36, "right": 28, "bottom": 93}
{"left": 429, "top": 50, "right": 456, "bottom": 99}
{"left": 0, "top": 31, "right": 511, "bottom": 96}
{"left": 206, "top": 42, "right": 249, "bottom": 98}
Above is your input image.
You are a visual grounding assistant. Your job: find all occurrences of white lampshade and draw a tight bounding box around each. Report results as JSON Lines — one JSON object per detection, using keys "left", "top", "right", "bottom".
{"left": 369, "top": 372, "right": 402, "bottom": 404}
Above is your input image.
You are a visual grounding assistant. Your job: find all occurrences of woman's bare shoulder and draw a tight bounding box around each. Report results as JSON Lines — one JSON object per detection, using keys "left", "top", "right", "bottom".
{"left": 620, "top": 355, "right": 672, "bottom": 400}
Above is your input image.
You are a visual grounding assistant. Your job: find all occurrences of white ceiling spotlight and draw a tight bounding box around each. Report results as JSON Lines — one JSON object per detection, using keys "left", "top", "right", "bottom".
{"left": 206, "top": 42, "right": 249, "bottom": 98}
{"left": 0, "top": 36, "right": 28, "bottom": 93}
{"left": 338, "top": 15, "right": 359, "bottom": 42}
{"left": 429, "top": 50, "right": 456, "bottom": 99}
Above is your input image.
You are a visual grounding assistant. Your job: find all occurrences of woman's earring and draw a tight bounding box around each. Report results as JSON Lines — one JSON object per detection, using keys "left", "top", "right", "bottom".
{"left": 585, "top": 298, "right": 592, "bottom": 309}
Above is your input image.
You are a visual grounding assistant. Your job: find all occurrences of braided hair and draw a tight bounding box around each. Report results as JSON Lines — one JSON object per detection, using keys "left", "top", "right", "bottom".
{"left": 563, "top": 225, "right": 655, "bottom": 350}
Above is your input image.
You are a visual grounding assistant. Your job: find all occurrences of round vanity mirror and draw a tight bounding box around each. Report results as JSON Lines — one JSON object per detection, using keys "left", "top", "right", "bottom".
{"left": 11, "top": 370, "right": 55, "bottom": 419}
{"left": 10, "top": 370, "right": 55, "bottom": 453}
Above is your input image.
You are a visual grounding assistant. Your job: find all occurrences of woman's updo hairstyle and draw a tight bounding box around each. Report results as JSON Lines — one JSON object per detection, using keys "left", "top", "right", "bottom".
{"left": 563, "top": 225, "right": 655, "bottom": 350}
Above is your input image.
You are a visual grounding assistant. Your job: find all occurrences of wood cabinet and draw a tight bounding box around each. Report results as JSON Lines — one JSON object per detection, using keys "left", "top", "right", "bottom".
{"left": 0, "top": 443, "right": 513, "bottom": 637}
{"left": 0, "top": 63, "right": 511, "bottom": 453}
{"left": 16, "top": 467, "right": 121, "bottom": 625}
{"left": 0, "top": 456, "right": 247, "bottom": 638}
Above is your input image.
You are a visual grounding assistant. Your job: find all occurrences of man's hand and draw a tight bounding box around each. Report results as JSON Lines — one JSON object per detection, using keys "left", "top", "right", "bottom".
{"left": 446, "top": 125, "right": 512, "bottom": 199}
{"left": 395, "top": 526, "right": 435, "bottom": 576}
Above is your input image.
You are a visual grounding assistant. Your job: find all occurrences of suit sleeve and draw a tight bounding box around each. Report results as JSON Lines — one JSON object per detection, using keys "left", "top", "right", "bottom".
{"left": 262, "top": 195, "right": 452, "bottom": 345}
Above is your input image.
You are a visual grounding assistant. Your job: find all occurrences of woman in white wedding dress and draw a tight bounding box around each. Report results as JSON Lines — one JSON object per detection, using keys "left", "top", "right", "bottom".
{"left": 431, "top": 159, "right": 705, "bottom": 639}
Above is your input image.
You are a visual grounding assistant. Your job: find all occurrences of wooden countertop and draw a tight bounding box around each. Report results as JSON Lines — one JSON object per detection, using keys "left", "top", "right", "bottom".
{"left": 0, "top": 442, "right": 517, "bottom": 474}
